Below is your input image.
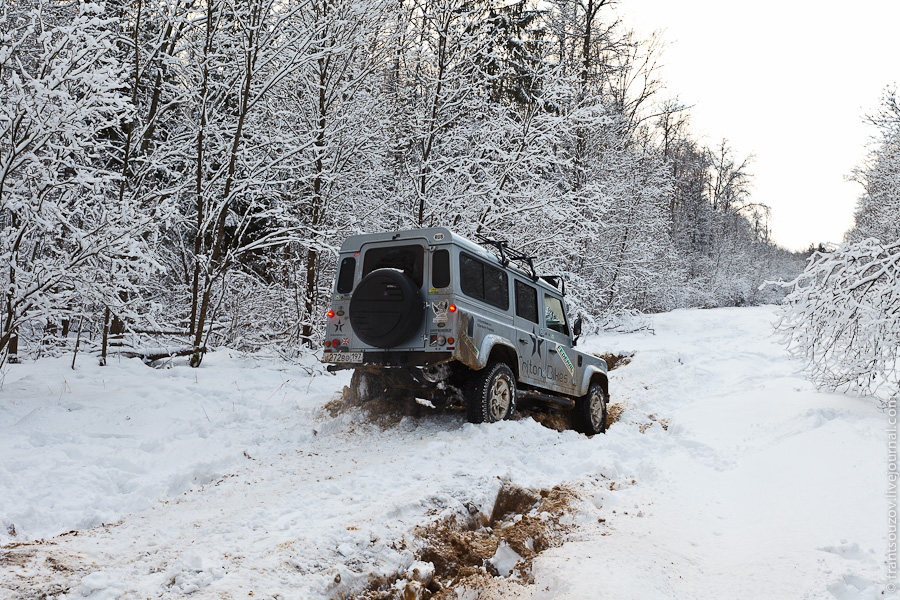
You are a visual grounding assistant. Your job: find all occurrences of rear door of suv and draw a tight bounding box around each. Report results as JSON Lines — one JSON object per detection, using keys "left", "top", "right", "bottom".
{"left": 352, "top": 240, "right": 428, "bottom": 351}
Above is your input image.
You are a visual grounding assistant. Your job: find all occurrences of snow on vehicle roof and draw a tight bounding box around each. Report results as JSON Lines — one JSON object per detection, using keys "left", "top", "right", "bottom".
{"left": 339, "top": 228, "right": 564, "bottom": 295}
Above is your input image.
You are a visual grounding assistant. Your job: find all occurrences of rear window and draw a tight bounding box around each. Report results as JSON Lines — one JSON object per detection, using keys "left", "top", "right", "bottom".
{"left": 336, "top": 256, "right": 356, "bottom": 293}
{"left": 363, "top": 245, "right": 424, "bottom": 286}
{"left": 432, "top": 249, "right": 450, "bottom": 288}
{"left": 460, "top": 253, "right": 509, "bottom": 310}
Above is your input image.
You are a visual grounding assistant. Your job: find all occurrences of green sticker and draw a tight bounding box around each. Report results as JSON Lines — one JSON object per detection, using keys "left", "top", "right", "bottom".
{"left": 556, "top": 345, "right": 575, "bottom": 376}
{"left": 464, "top": 333, "right": 478, "bottom": 356}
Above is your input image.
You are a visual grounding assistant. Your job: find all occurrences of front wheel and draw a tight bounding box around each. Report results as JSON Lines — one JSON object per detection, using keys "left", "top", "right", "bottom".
{"left": 467, "top": 362, "right": 517, "bottom": 424}
{"left": 573, "top": 381, "right": 607, "bottom": 435}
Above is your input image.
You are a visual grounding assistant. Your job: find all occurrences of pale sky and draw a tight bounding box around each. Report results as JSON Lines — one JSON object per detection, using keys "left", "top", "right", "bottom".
{"left": 615, "top": 0, "right": 900, "bottom": 251}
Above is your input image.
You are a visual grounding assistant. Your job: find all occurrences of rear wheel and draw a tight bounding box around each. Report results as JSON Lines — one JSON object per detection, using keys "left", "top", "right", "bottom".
{"left": 573, "top": 381, "right": 607, "bottom": 435}
{"left": 467, "top": 362, "right": 517, "bottom": 424}
{"left": 348, "top": 369, "right": 388, "bottom": 404}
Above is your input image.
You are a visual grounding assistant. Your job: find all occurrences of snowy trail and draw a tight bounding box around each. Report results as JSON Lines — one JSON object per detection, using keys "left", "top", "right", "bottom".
{"left": 537, "top": 308, "right": 887, "bottom": 599}
{"left": 0, "top": 307, "right": 891, "bottom": 599}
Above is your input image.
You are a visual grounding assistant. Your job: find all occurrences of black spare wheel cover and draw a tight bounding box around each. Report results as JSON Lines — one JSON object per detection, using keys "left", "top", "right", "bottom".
{"left": 349, "top": 268, "right": 424, "bottom": 348}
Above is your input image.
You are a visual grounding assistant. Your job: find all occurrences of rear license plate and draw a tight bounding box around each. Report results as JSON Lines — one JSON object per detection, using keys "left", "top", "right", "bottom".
{"left": 322, "top": 352, "right": 363, "bottom": 363}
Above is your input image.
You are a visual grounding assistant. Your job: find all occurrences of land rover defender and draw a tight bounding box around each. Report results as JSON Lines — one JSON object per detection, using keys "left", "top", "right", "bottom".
{"left": 321, "top": 228, "right": 609, "bottom": 435}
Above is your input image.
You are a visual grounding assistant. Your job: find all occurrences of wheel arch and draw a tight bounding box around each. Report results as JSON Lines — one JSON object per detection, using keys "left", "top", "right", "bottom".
{"left": 578, "top": 366, "right": 608, "bottom": 397}
{"left": 592, "top": 372, "right": 609, "bottom": 398}
{"left": 486, "top": 343, "right": 520, "bottom": 380}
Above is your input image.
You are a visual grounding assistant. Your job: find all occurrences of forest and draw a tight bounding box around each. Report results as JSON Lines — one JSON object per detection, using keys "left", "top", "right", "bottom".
{"left": 0, "top": 0, "right": 819, "bottom": 366}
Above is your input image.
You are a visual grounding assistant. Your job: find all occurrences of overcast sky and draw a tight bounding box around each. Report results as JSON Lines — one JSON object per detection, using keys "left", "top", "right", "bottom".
{"left": 614, "top": 0, "right": 900, "bottom": 251}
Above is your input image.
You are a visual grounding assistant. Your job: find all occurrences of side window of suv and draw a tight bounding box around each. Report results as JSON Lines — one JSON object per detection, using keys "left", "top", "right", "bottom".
{"left": 460, "top": 253, "right": 509, "bottom": 310}
{"left": 336, "top": 256, "right": 356, "bottom": 294}
{"left": 544, "top": 294, "right": 569, "bottom": 336}
{"left": 432, "top": 249, "right": 451, "bottom": 288}
{"left": 515, "top": 280, "right": 538, "bottom": 323}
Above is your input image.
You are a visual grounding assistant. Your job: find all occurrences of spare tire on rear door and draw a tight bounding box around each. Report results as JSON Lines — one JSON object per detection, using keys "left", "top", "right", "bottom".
{"left": 349, "top": 269, "right": 424, "bottom": 348}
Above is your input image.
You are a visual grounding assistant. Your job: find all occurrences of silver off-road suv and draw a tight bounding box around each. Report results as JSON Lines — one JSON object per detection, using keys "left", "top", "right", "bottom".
{"left": 321, "top": 228, "right": 609, "bottom": 434}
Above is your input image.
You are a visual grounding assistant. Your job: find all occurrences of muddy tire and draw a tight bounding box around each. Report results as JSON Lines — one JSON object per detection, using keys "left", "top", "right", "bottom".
{"left": 466, "top": 362, "right": 517, "bottom": 424}
{"left": 348, "top": 369, "right": 388, "bottom": 404}
{"left": 573, "top": 381, "right": 607, "bottom": 435}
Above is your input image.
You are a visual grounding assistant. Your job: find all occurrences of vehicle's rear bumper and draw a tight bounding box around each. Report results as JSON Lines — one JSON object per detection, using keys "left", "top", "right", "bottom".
{"left": 322, "top": 350, "right": 454, "bottom": 371}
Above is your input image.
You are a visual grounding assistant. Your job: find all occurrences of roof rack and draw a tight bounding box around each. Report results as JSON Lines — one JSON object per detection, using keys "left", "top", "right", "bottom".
{"left": 475, "top": 234, "right": 539, "bottom": 282}
{"left": 541, "top": 275, "right": 566, "bottom": 296}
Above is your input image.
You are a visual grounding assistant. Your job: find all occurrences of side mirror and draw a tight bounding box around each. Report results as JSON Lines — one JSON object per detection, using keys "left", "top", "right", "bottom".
{"left": 572, "top": 317, "right": 583, "bottom": 344}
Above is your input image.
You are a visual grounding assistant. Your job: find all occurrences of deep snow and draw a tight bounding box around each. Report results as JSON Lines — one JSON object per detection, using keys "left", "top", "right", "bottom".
{"left": 0, "top": 306, "right": 891, "bottom": 599}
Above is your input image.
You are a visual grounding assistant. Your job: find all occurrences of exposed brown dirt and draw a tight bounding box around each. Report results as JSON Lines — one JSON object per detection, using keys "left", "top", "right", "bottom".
{"left": 424, "top": 485, "right": 576, "bottom": 598}
{"left": 640, "top": 413, "right": 670, "bottom": 433}
{"left": 351, "top": 483, "right": 579, "bottom": 600}
{"left": 0, "top": 542, "right": 81, "bottom": 600}
{"left": 489, "top": 483, "right": 542, "bottom": 526}
{"left": 517, "top": 409, "right": 570, "bottom": 432}
{"left": 0, "top": 544, "right": 34, "bottom": 569}
{"left": 324, "top": 384, "right": 438, "bottom": 427}
{"left": 322, "top": 394, "right": 348, "bottom": 417}
{"left": 596, "top": 352, "right": 633, "bottom": 370}
{"left": 606, "top": 403, "right": 625, "bottom": 428}
{"left": 328, "top": 352, "right": 634, "bottom": 437}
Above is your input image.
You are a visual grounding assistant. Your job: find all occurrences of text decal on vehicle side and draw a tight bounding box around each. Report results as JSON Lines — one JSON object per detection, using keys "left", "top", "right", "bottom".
{"left": 556, "top": 345, "right": 575, "bottom": 375}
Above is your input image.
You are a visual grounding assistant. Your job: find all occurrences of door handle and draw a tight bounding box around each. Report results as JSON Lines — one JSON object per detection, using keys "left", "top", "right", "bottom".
{"left": 518, "top": 338, "right": 528, "bottom": 344}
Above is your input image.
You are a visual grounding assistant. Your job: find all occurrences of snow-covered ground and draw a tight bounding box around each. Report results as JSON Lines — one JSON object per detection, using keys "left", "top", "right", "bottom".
{"left": 0, "top": 306, "right": 890, "bottom": 599}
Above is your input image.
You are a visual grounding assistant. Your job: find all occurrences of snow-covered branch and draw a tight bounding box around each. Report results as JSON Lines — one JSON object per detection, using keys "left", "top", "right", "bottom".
{"left": 776, "top": 239, "right": 900, "bottom": 403}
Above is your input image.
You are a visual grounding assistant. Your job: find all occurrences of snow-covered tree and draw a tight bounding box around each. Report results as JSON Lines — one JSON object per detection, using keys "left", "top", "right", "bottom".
{"left": 0, "top": 0, "right": 808, "bottom": 361}
{"left": 388, "top": 0, "right": 538, "bottom": 229}
{"left": 0, "top": 2, "right": 157, "bottom": 363}
{"left": 162, "top": 0, "right": 326, "bottom": 365}
{"left": 257, "top": 0, "right": 394, "bottom": 348}
{"left": 845, "top": 87, "right": 900, "bottom": 245}
{"left": 776, "top": 239, "right": 899, "bottom": 403}
{"left": 777, "top": 88, "right": 900, "bottom": 403}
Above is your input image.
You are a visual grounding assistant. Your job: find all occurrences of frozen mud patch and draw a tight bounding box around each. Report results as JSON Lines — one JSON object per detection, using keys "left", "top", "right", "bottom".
{"left": 606, "top": 403, "right": 626, "bottom": 428}
{"left": 516, "top": 409, "right": 571, "bottom": 432}
{"left": 596, "top": 352, "right": 634, "bottom": 371}
{"left": 0, "top": 541, "right": 86, "bottom": 599}
{"left": 353, "top": 482, "right": 580, "bottom": 599}
{"left": 323, "top": 383, "right": 453, "bottom": 427}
